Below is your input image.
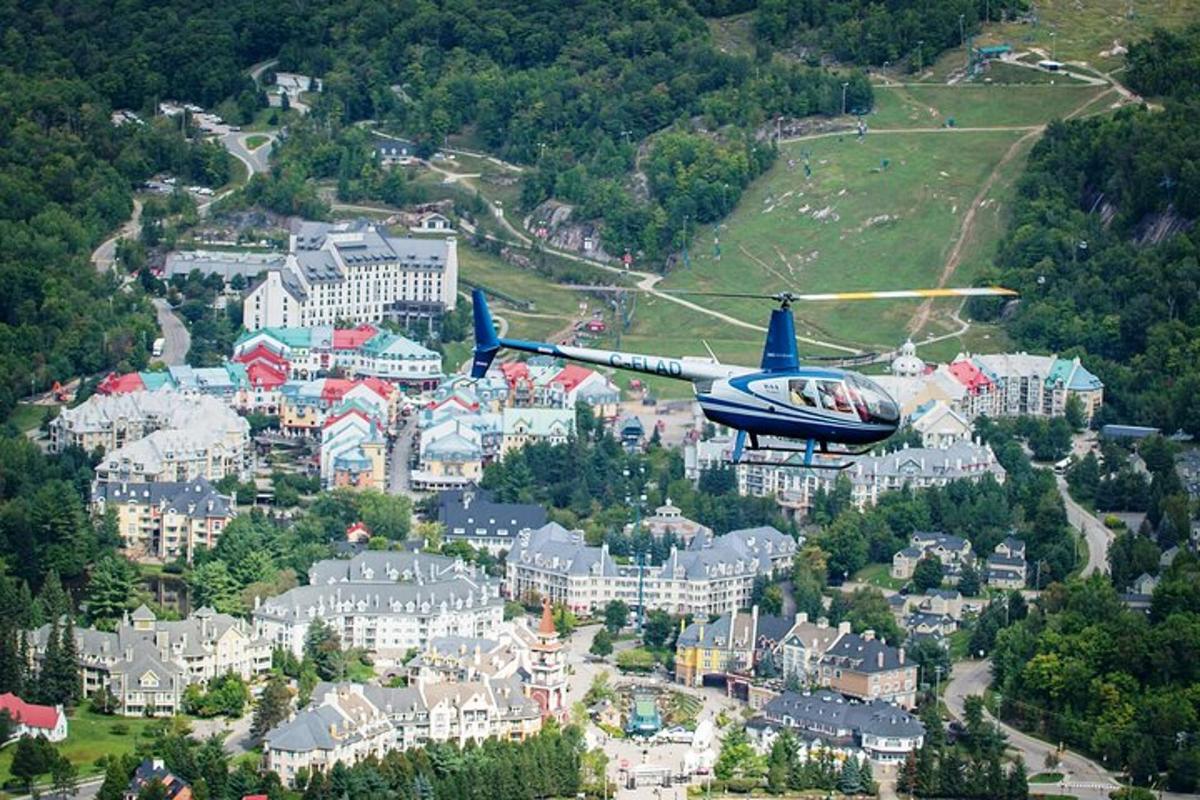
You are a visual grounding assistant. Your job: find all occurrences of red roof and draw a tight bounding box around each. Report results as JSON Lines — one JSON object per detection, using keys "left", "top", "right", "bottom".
{"left": 245, "top": 361, "right": 287, "bottom": 389}
{"left": 427, "top": 394, "right": 478, "bottom": 413}
{"left": 333, "top": 324, "right": 378, "bottom": 350}
{"left": 500, "top": 362, "right": 529, "bottom": 385}
{"left": 357, "top": 377, "right": 396, "bottom": 399}
{"left": 243, "top": 795, "right": 269, "bottom": 800}
{"left": 234, "top": 343, "right": 289, "bottom": 369}
{"left": 948, "top": 359, "right": 993, "bottom": 395}
{"left": 96, "top": 372, "right": 146, "bottom": 395}
{"left": 320, "top": 378, "right": 356, "bottom": 403}
{"left": 551, "top": 364, "right": 594, "bottom": 393}
{"left": 0, "top": 693, "right": 61, "bottom": 730}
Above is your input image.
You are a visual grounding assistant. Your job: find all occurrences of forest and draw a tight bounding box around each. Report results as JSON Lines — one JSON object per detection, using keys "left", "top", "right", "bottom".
{"left": 753, "top": 0, "right": 1026, "bottom": 66}
{"left": 990, "top": 566, "right": 1200, "bottom": 791}
{"left": 971, "top": 93, "right": 1200, "bottom": 433}
{"left": 807, "top": 415, "right": 1078, "bottom": 590}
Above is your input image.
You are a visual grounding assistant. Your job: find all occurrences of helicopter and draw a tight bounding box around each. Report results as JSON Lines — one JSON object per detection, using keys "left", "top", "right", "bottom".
{"left": 470, "top": 285, "right": 1016, "bottom": 467}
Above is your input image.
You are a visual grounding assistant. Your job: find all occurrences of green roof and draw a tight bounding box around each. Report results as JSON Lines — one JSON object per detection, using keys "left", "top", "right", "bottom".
{"left": 235, "top": 327, "right": 313, "bottom": 349}
{"left": 140, "top": 372, "right": 175, "bottom": 391}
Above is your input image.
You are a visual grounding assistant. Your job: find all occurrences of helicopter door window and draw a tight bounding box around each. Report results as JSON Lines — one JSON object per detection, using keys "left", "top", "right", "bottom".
{"left": 788, "top": 379, "right": 818, "bottom": 407}
{"left": 816, "top": 380, "right": 849, "bottom": 413}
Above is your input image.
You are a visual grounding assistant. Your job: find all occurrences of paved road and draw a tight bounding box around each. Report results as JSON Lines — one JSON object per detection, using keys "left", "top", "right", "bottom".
{"left": 388, "top": 416, "right": 415, "bottom": 495}
{"left": 946, "top": 659, "right": 1121, "bottom": 800}
{"left": 91, "top": 199, "right": 143, "bottom": 272}
{"left": 152, "top": 298, "right": 191, "bottom": 366}
{"left": 1056, "top": 475, "right": 1112, "bottom": 576}
{"left": 221, "top": 131, "right": 276, "bottom": 176}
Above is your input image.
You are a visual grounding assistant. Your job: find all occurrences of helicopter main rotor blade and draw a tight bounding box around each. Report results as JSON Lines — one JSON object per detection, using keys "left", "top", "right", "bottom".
{"left": 784, "top": 287, "right": 1018, "bottom": 301}
{"left": 665, "top": 287, "right": 1018, "bottom": 301}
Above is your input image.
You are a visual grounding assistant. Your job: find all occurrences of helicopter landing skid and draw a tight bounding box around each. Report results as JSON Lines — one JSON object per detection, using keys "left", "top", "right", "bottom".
{"left": 729, "top": 434, "right": 871, "bottom": 470}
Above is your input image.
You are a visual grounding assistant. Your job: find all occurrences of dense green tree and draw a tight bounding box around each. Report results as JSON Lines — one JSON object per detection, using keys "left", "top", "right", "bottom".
{"left": 251, "top": 672, "right": 293, "bottom": 742}
{"left": 85, "top": 554, "right": 138, "bottom": 629}
{"left": 589, "top": 627, "right": 614, "bottom": 658}
{"left": 603, "top": 600, "right": 629, "bottom": 634}
{"left": 912, "top": 556, "right": 945, "bottom": 592}
{"left": 304, "top": 619, "right": 346, "bottom": 681}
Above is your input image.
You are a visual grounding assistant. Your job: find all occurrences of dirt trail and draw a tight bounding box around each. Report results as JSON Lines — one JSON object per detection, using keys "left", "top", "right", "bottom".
{"left": 906, "top": 127, "right": 1039, "bottom": 334}
{"left": 905, "top": 85, "right": 1119, "bottom": 337}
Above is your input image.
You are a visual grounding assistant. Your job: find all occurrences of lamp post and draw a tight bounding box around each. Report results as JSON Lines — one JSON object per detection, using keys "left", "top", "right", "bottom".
{"left": 841, "top": 82, "right": 850, "bottom": 115}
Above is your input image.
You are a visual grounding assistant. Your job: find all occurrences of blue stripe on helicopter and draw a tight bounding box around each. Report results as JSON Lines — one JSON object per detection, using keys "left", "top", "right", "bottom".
{"left": 698, "top": 394, "right": 879, "bottom": 430}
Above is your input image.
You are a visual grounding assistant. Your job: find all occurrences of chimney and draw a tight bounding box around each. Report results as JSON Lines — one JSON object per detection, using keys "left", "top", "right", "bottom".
{"left": 877, "top": 650, "right": 884, "bottom": 669}
{"left": 862, "top": 629, "right": 876, "bottom": 641}
{"left": 795, "top": 612, "right": 808, "bottom": 626}
{"left": 837, "top": 621, "right": 851, "bottom": 636}
{"left": 898, "top": 648, "right": 905, "bottom": 665}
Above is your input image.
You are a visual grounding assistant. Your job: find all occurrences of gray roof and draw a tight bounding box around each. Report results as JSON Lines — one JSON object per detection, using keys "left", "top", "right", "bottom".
{"left": 912, "top": 532, "right": 969, "bottom": 552}
{"left": 91, "top": 478, "right": 233, "bottom": 518}
{"left": 926, "top": 589, "right": 961, "bottom": 600}
{"left": 905, "top": 612, "right": 954, "bottom": 629}
{"left": 437, "top": 486, "right": 547, "bottom": 542}
{"left": 762, "top": 689, "right": 925, "bottom": 740}
{"left": 510, "top": 523, "right": 795, "bottom": 582}
{"left": 820, "top": 633, "right": 907, "bottom": 674}
{"left": 165, "top": 250, "right": 284, "bottom": 281}
{"left": 308, "top": 551, "right": 466, "bottom": 585}
{"left": 293, "top": 220, "right": 450, "bottom": 278}
{"left": 36, "top": 606, "right": 263, "bottom": 667}
{"left": 265, "top": 703, "right": 347, "bottom": 752}
{"left": 986, "top": 554, "right": 1026, "bottom": 568}
{"left": 253, "top": 574, "right": 500, "bottom": 623}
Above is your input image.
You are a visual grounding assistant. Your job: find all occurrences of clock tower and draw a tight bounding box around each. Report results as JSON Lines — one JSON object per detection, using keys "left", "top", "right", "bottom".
{"left": 526, "top": 598, "right": 567, "bottom": 721}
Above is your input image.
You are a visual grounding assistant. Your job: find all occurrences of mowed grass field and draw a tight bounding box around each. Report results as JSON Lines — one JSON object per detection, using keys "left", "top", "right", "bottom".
{"left": 649, "top": 129, "right": 1029, "bottom": 352}
{"left": 988, "top": 0, "right": 1200, "bottom": 72}
{"left": 0, "top": 706, "right": 161, "bottom": 789}
{"left": 869, "top": 82, "right": 1105, "bottom": 129}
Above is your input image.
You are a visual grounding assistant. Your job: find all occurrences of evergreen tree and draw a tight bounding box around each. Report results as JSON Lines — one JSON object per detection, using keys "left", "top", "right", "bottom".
{"left": 766, "top": 733, "right": 791, "bottom": 793}
{"left": 97, "top": 757, "right": 132, "bottom": 800}
{"left": 251, "top": 673, "right": 293, "bottom": 742}
{"left": 938, "top": 749, "right": 965, "bottom": 798}
{"left": 57, "top": 605, "right": 80, "bottom": 706}
{"left": 838, "top": 756, "right": 861, "bottom": 794}
{"left": 958, "top": 561, "right": 981, "bottom": 597}
{"left": 10, "top": 734, "right": 54, "bottom": 789}
{"left": 914, "top": 744, "right": 939, "bottom": 797}
{"left": 51, "top": 753, "right": 78, "bottom": 799}
{"left": 1006, "top": 757, "right": 1029, "bottom": 800}
{"left": 85, "top": 555, "right": 137, "bottom": 628}
{"left": 859, "top": 758, "right": 876, "bottom": 795}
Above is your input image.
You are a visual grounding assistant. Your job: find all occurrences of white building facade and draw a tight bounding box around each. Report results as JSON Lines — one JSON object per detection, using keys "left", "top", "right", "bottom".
{"left": 244, "top": 220, "right": 458, "bottom": 331}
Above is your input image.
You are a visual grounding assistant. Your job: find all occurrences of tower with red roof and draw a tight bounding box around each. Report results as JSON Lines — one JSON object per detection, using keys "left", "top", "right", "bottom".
{"left": 525, "top": 598, "right": 567, "bottom": 721}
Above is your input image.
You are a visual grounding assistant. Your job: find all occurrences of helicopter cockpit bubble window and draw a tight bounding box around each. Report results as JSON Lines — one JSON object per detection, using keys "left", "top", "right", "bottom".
{"left": 788, "top": 379, "right": 818, "bottom": 407}
{"left": 846, "top": 373, "right": 901, "bottom": 424}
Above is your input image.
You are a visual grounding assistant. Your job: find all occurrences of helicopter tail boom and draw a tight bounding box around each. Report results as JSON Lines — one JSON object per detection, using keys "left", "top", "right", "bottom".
{"left": 471, "top": 288, "right": 738, "bottom": 382}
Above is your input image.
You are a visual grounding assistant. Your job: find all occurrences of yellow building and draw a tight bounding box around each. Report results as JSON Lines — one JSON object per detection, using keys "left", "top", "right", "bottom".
{"left": 91, "top": 479, "right": 235, "bottom": 563}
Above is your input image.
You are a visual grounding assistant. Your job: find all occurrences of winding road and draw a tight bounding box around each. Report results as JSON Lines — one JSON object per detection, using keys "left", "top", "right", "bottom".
{"left": 1058, "top": 474, "right": 1113, "bottom": 576}
{"left": 945, "top": 659, "right": 1122, "bottom": 800}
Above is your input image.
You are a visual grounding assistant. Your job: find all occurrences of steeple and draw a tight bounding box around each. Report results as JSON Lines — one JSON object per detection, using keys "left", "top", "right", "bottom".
{"left": 538, "top": 597, "right": 556, "bottom": 636}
